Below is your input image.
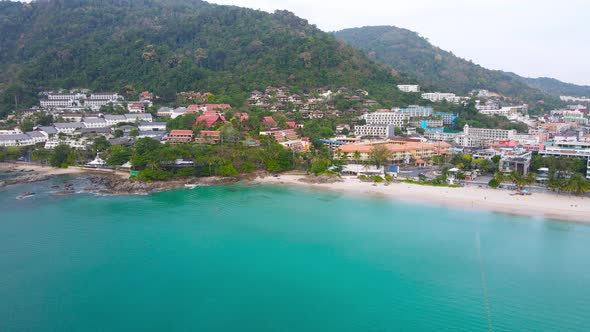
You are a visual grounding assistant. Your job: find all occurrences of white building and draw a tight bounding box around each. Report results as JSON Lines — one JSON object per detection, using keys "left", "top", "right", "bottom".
{"left": 0, "top": 134, "right": 34, "bottom": 147}
{"left": 397, "top": 85, "right": 420, "bottom": 93}
{"left": 25, "top": 131, "right": 48, "bottom": 144}
{"left": 354, "top": 124, "right": 397, "bottom": 138}
{"left": 45, "top": 138, "right": 89, "bottom": 150}
{"left": 421, "top": 92, "right": 463, "bottom": 103}
{"left": 138, "top": 122, "right": 166, "bottom": 131}
{"left": 83, "top": 118, "right": 109, "bottom": 129}
{"left": 394, "top": 106, "right": 434, "bottom": 118}
{"left": 362, "top": 111, "right": 408, "bottom": 127}
{"left": 463, "top": 124, "right": 516, "bottom": 141}
{"left": 104, "top": 115, "right": 127, "bottom": 126}
{"left": 54, "top": 122, "right": 84, "bottom": 134}
{"left": 125, "top": 113, "right": 152, "bottom": 123}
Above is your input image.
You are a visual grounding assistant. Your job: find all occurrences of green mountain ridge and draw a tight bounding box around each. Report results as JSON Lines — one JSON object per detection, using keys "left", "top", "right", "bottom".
{"left": 0, "top": 0, "right": 421, "bottom": 117}
{"left": 334, "top": 26, "right": 580, "bottom": 109}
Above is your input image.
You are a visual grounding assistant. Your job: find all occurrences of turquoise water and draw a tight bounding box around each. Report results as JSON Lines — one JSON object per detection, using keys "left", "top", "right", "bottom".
{"left": 1, "top": 176, "right": 590, "bottom": 331}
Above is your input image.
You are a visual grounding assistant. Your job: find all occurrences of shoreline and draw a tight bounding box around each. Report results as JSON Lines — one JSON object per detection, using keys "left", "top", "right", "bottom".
{"left": 252, "top": 175, "right": 590, "bottom": 224}
{"left": 3, "top": 162, "right": 589, "bottom": 224}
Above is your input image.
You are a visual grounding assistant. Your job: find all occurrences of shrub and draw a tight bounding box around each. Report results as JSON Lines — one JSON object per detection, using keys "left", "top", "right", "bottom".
{"left": 372, "top": 175, "right": 384, "bottom": 183}
{"left": 488, "top": 178, "right": 500, "bottom": 188}
{"left": 384, "top": 175, "right": 393, "bottom": 182}
{"left": 138, "top": 169, "right": 173, "bottom": 181}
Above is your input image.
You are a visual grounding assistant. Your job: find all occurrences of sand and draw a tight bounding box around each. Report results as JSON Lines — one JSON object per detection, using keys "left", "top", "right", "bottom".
{"left": 254, "top": 175, "right": 590, "bottom": 224}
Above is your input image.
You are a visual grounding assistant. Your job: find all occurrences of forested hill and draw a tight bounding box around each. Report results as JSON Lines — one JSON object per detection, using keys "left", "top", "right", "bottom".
{"left": 0, "top": 0, "right": 421, "bottom": 117}
{"left": 334, "top": 26, "right": 566, "bottom": 109}
{"left": 509, "top": 75, "right": 590, "bottom": 98}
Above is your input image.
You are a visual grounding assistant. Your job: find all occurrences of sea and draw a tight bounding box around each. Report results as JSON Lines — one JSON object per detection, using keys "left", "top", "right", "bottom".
{"left": 1, "top": 173, "right": 589, "bottom": 331}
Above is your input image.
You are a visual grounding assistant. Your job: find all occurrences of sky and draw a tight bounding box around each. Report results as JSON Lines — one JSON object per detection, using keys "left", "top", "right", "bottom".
{"left": 209, "top": 0, "right": 590, "bottom": 86}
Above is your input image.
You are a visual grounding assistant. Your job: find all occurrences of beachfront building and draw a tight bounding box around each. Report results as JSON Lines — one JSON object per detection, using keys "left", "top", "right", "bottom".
{"left": 397, "top": 85, "right": 420, "bottom": 93}
{"left": 498, "top": 149, "right": 533, "bottom": 175}
{"left": 539, "top": 141, "right": 590, "bottom": 179}
{"left": 0, "top": 134, "right": 34, "bottom": 147}
{"left": 44, "top": 138, "right": 89, "bottom": 150}
{"left": 335, "top": 141, "right": 451, "bottom": 164}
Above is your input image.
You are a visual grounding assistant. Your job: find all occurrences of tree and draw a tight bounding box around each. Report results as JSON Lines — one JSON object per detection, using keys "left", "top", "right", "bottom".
{"left": 129, "top": 129, "right": 139, "bottom": 137}
{"left": 49, "top": 144, "right": 72, "bottom": 167}
{"left": 368, "top": 145, "right": 392, "bottom": 170}
{"left": 93, "top": 136, "right": 111, "bottom": 152}
{"left": 563, "top": 174, "right": 590, "bottom": 195}
{"left": 352, "top": 151, "right": 361, "bottom": 164}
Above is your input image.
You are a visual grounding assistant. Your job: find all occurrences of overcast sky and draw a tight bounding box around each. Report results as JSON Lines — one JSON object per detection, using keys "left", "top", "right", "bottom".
{"left": 209, "top": 0, "right": 590, "bottom": 86}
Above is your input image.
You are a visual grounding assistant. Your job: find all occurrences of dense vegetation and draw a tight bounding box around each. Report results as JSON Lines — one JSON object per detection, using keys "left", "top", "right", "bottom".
{"left": 0, "top": 0, "right": 423, "bottom": 117}
{"left": 510, "top": 75, "right": 590, "bottom": 98}
{"left": 334, "top": 26, "right": 565, "bottom": 111}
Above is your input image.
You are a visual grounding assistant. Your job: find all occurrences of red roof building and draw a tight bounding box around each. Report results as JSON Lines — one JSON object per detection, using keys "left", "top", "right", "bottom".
{"left": 186, "top": 104, "right": 201, "bottom": 113}
{"left": 262, "top": 116, "right": 277, "bottom": 128}
{"left": 167, "top": 130, "right": 194, "bottom": 143}
{"left": 195, "top": 115, "right": 227, "bottom": 127}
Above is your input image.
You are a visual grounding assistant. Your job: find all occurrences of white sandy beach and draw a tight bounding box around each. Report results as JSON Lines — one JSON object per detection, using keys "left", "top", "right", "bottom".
{"left": 254, "top": 175, "right": 590, "bottom": 224}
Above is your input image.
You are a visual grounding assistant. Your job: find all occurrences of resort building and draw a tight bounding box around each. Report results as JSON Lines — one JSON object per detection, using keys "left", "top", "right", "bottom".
{"left": 397, "top": 85, "right": 420, "bottom": 93}
{"left": 104, "top": 115, "right": 127, "bottom": 126}
{"left": 394, "top": 106, "right": 434, "bottom": 118}
{"left": 361, "top": 110, "right": 408, "bottom": 127}
{"left": 54, "top": 122, "right": 84, "bottom": 134}
{"left": 138, "top": 122, "right": 166, "bottom": 131}
{"left": 354, "top": 124, "right": 397, "bottom": 138}
{"left": 82, "top": 118, "right": 108, "bottom": 129}
{"left": 167, "top": 130, "right": 194, "bottom": 143}
{"left": 421, "top": 92, "right": 462, "bottom": 103}
{"left": 335, "top": 141, "right": 451, "bottom": 164}
{"left": 124, "top": 113, "right": 153, "bottom": 123}
{"left": 195, "top": 130, "right": 221, "bottom": 144}
{"left": 463, "top": 125, "right": 516, "bottom": 141}
{"left": 0, "top": 134, "right": 34, "bottom": 147}
{"left": 539, "top": 141, "right": 590, "bottom": 179}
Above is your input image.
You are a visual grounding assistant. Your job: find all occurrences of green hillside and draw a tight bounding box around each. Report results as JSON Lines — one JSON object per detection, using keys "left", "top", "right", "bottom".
{"left": 0, "top": 0, "right": 421, "bottom": 117}
{"left": 334, "top": 26, "right": 565, "bottom": 110}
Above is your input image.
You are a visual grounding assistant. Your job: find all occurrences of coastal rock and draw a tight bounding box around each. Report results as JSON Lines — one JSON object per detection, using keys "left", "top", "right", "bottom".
{"left": 0, "top": 173, "right": 52, "bottom": 188}
{"left": 298, "top": 174, "right": 343, "bottom": 184}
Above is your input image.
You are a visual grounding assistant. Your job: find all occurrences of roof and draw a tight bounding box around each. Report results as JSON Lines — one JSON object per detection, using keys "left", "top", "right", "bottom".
{"left": 169, "top": 130, "right": 194, "bottom": 136}
{"left": 54, "top": 122, "right": 84, "bottom": 128}
{"left": 337, "top": 141, "right": 452, "bottom": 154}
{"left": 104, "top": 115, "right": 126, "bottom": 120}
{"left": 0, "top": 134, "right": 31, "bottom": 141}
{"left": 83, "top": 118, "right": 106, "bottom": 123}
{"left": 26, "top": 131, "right": 45, "bottom": 138}
{"left": 139, "top": 122, "right": 166, "bottom": 126}
{"left": 196, "top": 115, "right": 227, "bottom": 127}
{"left": 37, "top": 126, "right": 57, "bottom": 134}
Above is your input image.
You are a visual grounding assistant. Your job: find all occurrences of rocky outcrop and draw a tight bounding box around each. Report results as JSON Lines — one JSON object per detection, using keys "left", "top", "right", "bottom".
{"left": 0, "top": 173, "right": 52, "bottom": 188}
{"left": 87, "top": 175, "right": 240, "bottom": 195}
{"left": 298, "top": 174, "right": 343, "bottom": 184}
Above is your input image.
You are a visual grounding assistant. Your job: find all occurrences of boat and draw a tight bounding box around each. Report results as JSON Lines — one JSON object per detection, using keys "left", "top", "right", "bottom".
{"left": 184, "top": 184, "right": 199, "bottom": 189}
{"left": 16, "top": 192, "right": 35, "bottom": 200}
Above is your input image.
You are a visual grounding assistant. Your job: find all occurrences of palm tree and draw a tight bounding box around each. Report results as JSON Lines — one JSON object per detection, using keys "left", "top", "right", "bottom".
{"left": 564, "top": 174, "right": 590, "bottom": 195}
{"left": 352, "top": 151, "right": 361, "bottom": 165}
